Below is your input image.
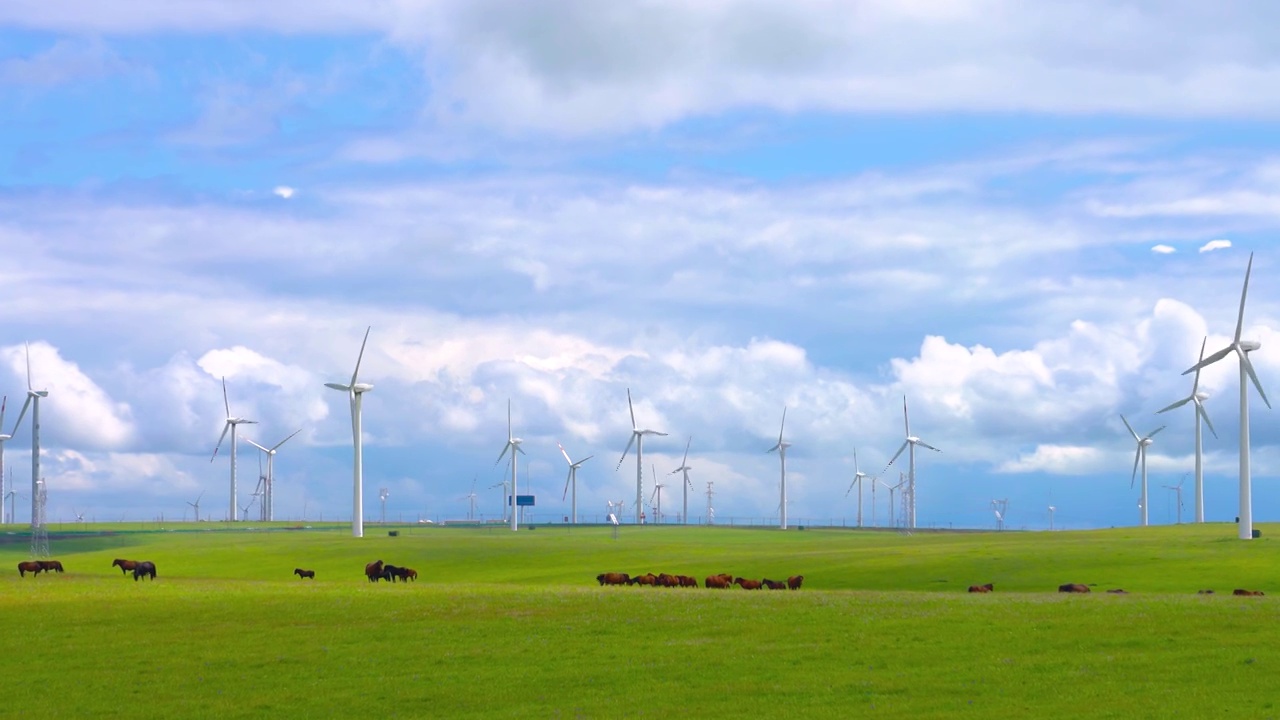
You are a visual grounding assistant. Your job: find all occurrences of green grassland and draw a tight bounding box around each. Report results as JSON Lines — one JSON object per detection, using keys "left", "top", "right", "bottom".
{"left": 2, "top": 522, "right": 1279, "bottom": 718}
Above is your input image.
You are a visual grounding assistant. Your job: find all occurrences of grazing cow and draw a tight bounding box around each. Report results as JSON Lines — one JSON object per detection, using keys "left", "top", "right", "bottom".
{"left": 365, "top": 560, "right": 384, "bottom": 583}
{"left": 1058, "top": 583, "right": 1090, "bottom": 593}
{"left": 704, "top": 575, "right": 731, "bottom": 589}
{"left": 38, "top": 560, "right": 64, "bottom": 573}
{"left": 596, "top": 572, "right": 631, "bottom": 586}
{"left": 132, "top": 561, "right": 157, "bottom": 581}
{"left": 17, "top": 561, "right": 42, "bottom": 577}
{"left": 1106, "top": 589, "right": 1128, "bottom": 594}
{"left": 294, "top": 568, "right": 315, "bottom": 579}
{"left": 629, "top": 573, "right": 658, "bottom": 586}
{"left": 112, "top": 559, "right": 138, "bottom": 575}
{"left": 762, "top": 579, "right": 786, "bottom": 590}
{"left": 787, "top": 575, "right": 805, "bottom": 590}
{"left": 733, "top": 577, "right": 763, "bottom": 590}
{"left": 1197, "top": 589, "right": 1215, "bottom": 595}
{"left": 968, "top": 583, "right": 994, "bottom": 593}
{"left": 1233, "top": 589, "right": 1265, "bottom": 596}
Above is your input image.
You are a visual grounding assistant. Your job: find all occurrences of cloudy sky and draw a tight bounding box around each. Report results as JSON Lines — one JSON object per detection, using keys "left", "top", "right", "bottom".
{"left": 3, "top": 1, "right": 1280, "bottom": 530}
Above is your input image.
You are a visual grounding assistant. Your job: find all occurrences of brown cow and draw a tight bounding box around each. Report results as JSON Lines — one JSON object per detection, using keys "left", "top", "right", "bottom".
{"left": 629, "top": 573, "right": 657, "bottom": 586}
{"left": 677, "top": 575, "right": 698, "bottom": 588}
{"left": 968, "top": 583, "right": 994, "bottom": 593}
{"left": 734, "top": 577, "right": 763, "bottom": 590}
{"left": 787, "top": 575, "right": 805, "bottom": 590}
{"left": 1058, "top": 583, "right": 1090, "bottom": 593}
{"left": 112, "top": 559, "right": 138, "bottom": 575}
{"left": 704, "top": 575, "right": 731, "bottom": 589}
{"left": 656, "top": 573, "right": 680, "bottom": 587}
{"left": 17, "top": 561, "right": 42, "bottom": 577}
{"left": 365, "top": 560, "right": 384, "bottom": 582}
{"left": 1233, "top": 589, "right": 1265, "bottom": 596}
{"left": 294, "top": 568, "right": 315, "bottom": 579}
{"left": 597, "top": 572, "right": 630, "bottom": 586}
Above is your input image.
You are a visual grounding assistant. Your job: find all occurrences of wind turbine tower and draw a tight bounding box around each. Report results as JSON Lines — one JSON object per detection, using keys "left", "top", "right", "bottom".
{"left": 379, "top": 487, "right": 389, "bottom": 524}
{"left": 670, "top": 436, "right": 693, "bottom": 525}
{"left": 187, "top": 491, "right": 204, "bottom": 523}
{"left": 1157, "top": 337, "right": 1217, "bottom": 523}
{"left": 1184, "top": 252, "right": 1271, "bottom": 540}
{"left": 883, "top": 397, "right": 941, "bottom": 530}
{"left": 11, "top": 345, "right": 49, "bottom": 532}
{"left": 494, "top": 400, "right": 525, "bottom": 531}
{"left": 649, "top": 465, "right": 664, "bottom": 524}
{"left": 211, "top": 377, "right": 257, "bottom": 522}
{"left": 325, "top": 326, "right": 374, "bottom": 538}
{"left": 0, "top": 396, "right": 8, "bottom": 525}
{"left": 616, "top": 389, "right": 667, "bottom": 525}
{"left": 1120, "top": 414, "right": 1164, "bottom": 527}
{"left": 705, "top": 481, "right": 714, "bottom": 525}
{"left": 31, "top": 477, "right": 47, "bottom": 558}
{"left": 244, "top": 429, "right": 300, "bottom": 522}
{"left": 846, "top": 449, "right": 867, "bottom": 528}
{"left": 1164, "top": 474, "right": 1187, "bottom": 524}
{"left": 767, "top": 407, "right": 791, "bottom": 530}
{"left": 558, "top": 443, "right": 592, "bottom": 524}
{"left": 1048, "top": 505, "right": 1056, "bottom": 531}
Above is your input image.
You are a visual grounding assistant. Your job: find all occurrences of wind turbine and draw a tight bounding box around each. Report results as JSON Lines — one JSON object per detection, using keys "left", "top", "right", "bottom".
{"left": 210, "top": 377, "right": 257, "bottom": 523}
{"left": 1157, "top": 337, "right": 1217, "bottom": 524}
{"left": 244, "top": 429, "right": 301, "bottom": 523}
{"left": 0, "top": 396, "right": 8, "bottom": 526}
{"left": 705, "top": 481, "right": 714, "bottom": 525}
{"left": 557, "top": 443, "right": 591, "bottom": 524}
{"left": 616, "top": 389, "right": 667, "bottom": 525}
{"left": 991, "top": 499, "right": 1008, "bottom": 531}
{"left": 1164, "top": 474, "right": 1186, "bottom": 525}
{"left": 1184, "top": 252, "right": 1271, "bottom": 540}
{"left": 1048, "top": 505, "right": 1056, "bottom": 531}
{"left": 326, "top": 327, "right": 374, "bottom": 537}
{"left": 649, "top": 464, "right": 664, "bottom": 524}
{"left": 883, "top": 397, "right": 941, "bottom": 530}
{"left": 845, "top": 449, "right": 868, "bottom": 528}
{"left": 462, "top": 475, "right": 478, "bottom": 521}
{"left": 489, "top": 480, "right": 509, "bottom": 523}
{"left": 11, "top": 344, "right": 49, "bottom": 531}
{"left": 880, "top": 477, "right": 903, "bottom": 528}
{"left": 495, "top": 399, "right": 525, "bottom": 531}
{"left": 1120, "top": 414, "right": 1164, "bottom": 527}
{"left": 379, "top": 487, "right": 390, "bottom": 524}
{"left": 767, "top": 407, "right": 791, "bottom": 530}
{"left": 186, "top": 491, "right": 204, "bottom": 523}
{"left": 669, "top": 436, "right": 693, "bottom": 525}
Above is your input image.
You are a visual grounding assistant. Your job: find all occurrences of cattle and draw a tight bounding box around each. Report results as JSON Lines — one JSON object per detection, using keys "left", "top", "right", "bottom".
{"left": 132, "top": 561, "right": 157, "bottom": 581}
{"left": 787, "top": 575, "right": 805, "bottom": 590}
{"left": 704, "top": 575, "right": 731, "bottom": 589}
{"left": 1233, "top": 589, "right": 1265, "bottom": 596}
{"left": 38, "top": 560, "right": 64, "bottom": 573}
{"left": 968, "top": 583, "right": 994, "bottom": 593}
{"left": 1197, "top": 589, "right": 1215, "bottom": 595}
{"left": 733, "top": 577, "right": 763, "bottom": 590}
{"left": 629, "top": 573, "right": 657, "bottom": 586}
{"left": 365, "top": 560, "right": 384, "bottom": 582}
{"left": 112, "top": 559, "right": 138, "bottom": 575}
{"left": 294, "top": 568, "right": 315, "bottom": 579}
{"left": 762, "top": 579, "right": 787, "bottom": 590}
{"left": 17, "top": 561, "right": 42, "bottom": 577}
{"left": 596, "top": 572, "right": 630, "bottom": 586}
{"left": 655, "top": 573, "right": 681, "bottom": 588}
{"left": 1058, "top": 583, "right": 1090, "bottom": 593}
{"left": 1106, "top": 589, "right": 1128, "bottom": 594}
{"left": 677, "top": 575, "right": 698, "bottom": 588}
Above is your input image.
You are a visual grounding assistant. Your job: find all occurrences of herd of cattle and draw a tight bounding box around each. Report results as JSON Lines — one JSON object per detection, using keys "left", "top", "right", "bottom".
{"left": 969, "top": 582, "right": 1266, "bottom": 596}
{"left": 596, "top": 572, "right": 805, "bottom": 589}
{"left": 363, "top": 560, "right": 418, "bottom": 582}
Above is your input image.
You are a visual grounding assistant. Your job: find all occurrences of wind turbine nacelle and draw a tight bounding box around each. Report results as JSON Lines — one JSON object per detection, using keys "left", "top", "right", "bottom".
{"left": 1241, "top": 340, "right": 1262, "bottom": 352}
{"left": 1194, "top": 392, "right": 1210, "bottom": 401}
{"left": 353, "top": 383, "right": 375, "bottom": 392}
{"left": 1140, "top": 438, "right": 1154, "bottom": 447}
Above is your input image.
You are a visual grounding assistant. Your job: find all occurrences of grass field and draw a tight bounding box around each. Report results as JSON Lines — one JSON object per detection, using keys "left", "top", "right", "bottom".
{"left": 2, "top": 522, "right": 1279, "bottom": 718}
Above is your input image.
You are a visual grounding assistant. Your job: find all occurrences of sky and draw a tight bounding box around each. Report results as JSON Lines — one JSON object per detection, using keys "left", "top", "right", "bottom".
{"left": 3, "top": 1, "right": 1280, "bottom": 531}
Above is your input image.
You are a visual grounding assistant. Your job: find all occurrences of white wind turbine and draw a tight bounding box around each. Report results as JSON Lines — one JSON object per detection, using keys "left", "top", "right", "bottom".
{"left": 325, "top": 326, "right": 373, "bottom": 538}
{"left": 767, "top": 407, "right": 791, "bottom": 530}
{"left": 845, "top": 449, "right": 868, "bottom": 528}
{"left": 616, "top": 389, "right": 667, "bottom": 525}
{"left": 649, "top": 465, "right": 664, "bottom": 524}
{"left": 558, "top": 443, "right": 592, "bottom": 524}
{"left": 1163, "top": 474, "right": 1186, "bottom": 525}
{"left": 1120, "top": 414, "right": 1165, "bottom": 527}
{"left": 1156, "top": 337, "right": 1217, "bottom": 524}
{"left": 1047, "top": 505, "right": 1056, "bottom": 531}
{"left": 186, "top": 491, "right": 204, "bottom": 523}
{"left": 495, "top": 399, "right": 525, "bottom": 532}
{"left": 880, "top": 477, "right": 904, "bottom": 528}
{"left": 0, "top": 396, "right": 8, "bottom": 525}
{"left": 669, "top": 436, "right": 693, "bottom": 525}
{"left": 489, "top": 480, "right": 509, "bottom": 523}
{"left": 244, "top": 429, "right": 301, "bottom": 523}
{"left": 1184, "top": 252, "right": 1271, "bottom": 540}
{"left": 883, "top": 397, "right": 941, "bottom": 530}
{"left": 11, "top": 344, "right": 49, "bottom": 531}
{"left": 211, "top": 377, "right": 257, "bottom": 523}
{"left": 462, "top": 475, "right": 478, "bottom": 521}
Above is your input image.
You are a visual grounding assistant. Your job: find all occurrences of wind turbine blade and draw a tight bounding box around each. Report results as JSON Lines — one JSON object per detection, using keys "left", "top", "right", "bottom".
{"left": 1190, "top": 337, "right": 1208, "bottom": 394}
{"left": 10, "top": 396, "right": 29, "bottom": 437}
{"left": 1156, "top": 396, "right": 1191, "bottom": 414}
{"left": 575, "top": 455, "right": 593, "bottom": 468}
{"left": 272, "top": 428, "right": 302, "bottom": 451}
{"left": 324, "top": 382, "right": 351, "bottom": 391}
{"left": 212, "top": 422, "right": 231, "bottom": 461}
{"left": 351, "top": 326, "right": 371, "bottom": 386}
{"left": 1240, "top": 351, "right": 1272, "bottom": 409}
{"left": 627, "top": 388, "right": 636, "bottom": 430}
{"left": 1146, "top": 425, "right": 1166, "bottom": 439}
{"left": 1119, "top": 414, "right": 1140, "bottom": 442}
{"left": 1234, "top": 252, "right": 1254, "bottom": 344}
{"left": 616, "top": 433, "right": 636, "bottom": 470}
{"left": 222, "top": 377, "right": 231, "bottom": 417}
{"left": 778, "top": 407, "right": 786, "bottom": 445}
{"left": 24, "top": 342, "right": 32, "bottom": 391}
{"left": 853, "top": 448, "right": 859, "bottom": 475}
{"left": 883, "top": 440, "right": 909, "bottom": 472}
{"left": 244, "top": 438, "right": 269, "bottom": 453}
{"left": 516, "top": 445, "right": 526, "bottom": 455}
{"left": 1197, "top": 401, "right": 1219, "bottom": 439}
{"left": 558, "top": 442, "right": 573, "bottom": 466}
{"left": 494, "top": 443, "right": 511, "bottom": 466}
{"left": 916, "top": 440, "right": 942, "bottom": 453}
{"left": 1184, "top": 346, "right": 1233, "bottom": 375}
{"left": 682, "top": 436, "right": 691, "bottom": 466}
{"left": 562, "top": 470, "right": 572, "bottom": 501}
{"left": 1130, "top": 448, "right": 1141, "bottom": 488}
{"left": 0, "top": 396, "right": 7, "bottom": 431}
{"left": 902, "top": 396, "right": 910, "bottom": 436}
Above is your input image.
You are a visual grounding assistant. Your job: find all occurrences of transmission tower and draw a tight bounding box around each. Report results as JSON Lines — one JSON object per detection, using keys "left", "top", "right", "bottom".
{"left": 705, "top": 481, "right": 715, "bottom": 525}
{"left": 31, "top": 478, "right": 48, "bottom": 558}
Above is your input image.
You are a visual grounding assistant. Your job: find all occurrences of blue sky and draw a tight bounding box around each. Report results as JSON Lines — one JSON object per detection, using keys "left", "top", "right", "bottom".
{"left": 3, "top": 1, "right": 1280, "bottom": 531}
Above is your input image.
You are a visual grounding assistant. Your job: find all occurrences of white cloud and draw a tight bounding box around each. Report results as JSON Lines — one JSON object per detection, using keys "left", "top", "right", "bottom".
{"left": 273, "top": 186, "right": 295, "bottom": 199}
{"left": 1200, "top": 239, "right": 1232, "bottom": 253}
{"left": 1152, "top": 244, "right": 1176, "bottom": 254}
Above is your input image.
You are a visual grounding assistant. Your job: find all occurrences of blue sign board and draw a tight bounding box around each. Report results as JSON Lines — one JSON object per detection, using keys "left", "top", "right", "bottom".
{"left": 507, "top": 495, "right": 536, "bottom": 507}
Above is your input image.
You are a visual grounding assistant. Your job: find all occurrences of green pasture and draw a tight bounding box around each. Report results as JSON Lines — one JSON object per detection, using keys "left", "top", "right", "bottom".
{"left": 2, "top": 522, "right": 1279, "bottom": 718}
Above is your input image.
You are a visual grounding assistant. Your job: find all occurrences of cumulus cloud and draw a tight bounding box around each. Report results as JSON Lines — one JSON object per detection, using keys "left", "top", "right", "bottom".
{"left": 1200, "top": 239, "right": 1232, "bottom": 252}
{"left": 273, "top": 186, "right": 295, "bottom": 199}
{"left": 1152, "top": 244, "right": 1176, "bottom": 254}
